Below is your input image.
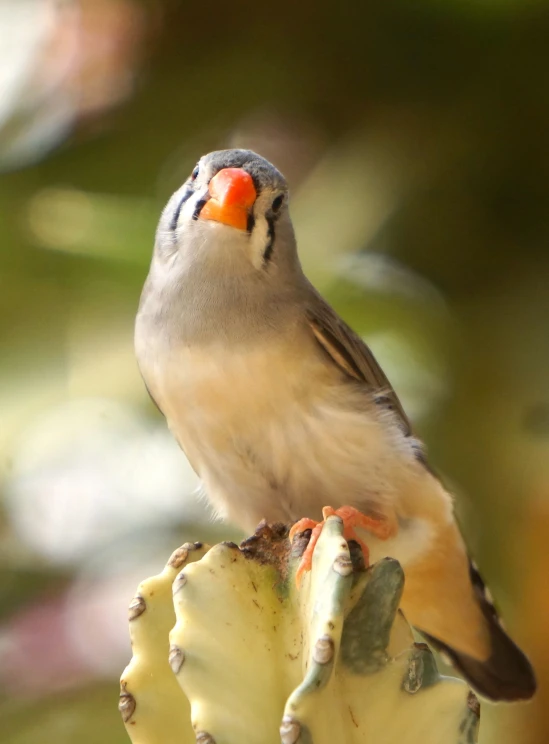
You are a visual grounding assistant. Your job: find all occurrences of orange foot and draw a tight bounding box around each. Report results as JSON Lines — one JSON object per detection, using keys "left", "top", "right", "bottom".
{"left": 289, "top": 505, "right": 396, "bottom": 587}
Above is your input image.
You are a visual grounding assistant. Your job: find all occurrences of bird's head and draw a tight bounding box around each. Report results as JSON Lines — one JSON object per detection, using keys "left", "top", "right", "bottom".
{"left": 156, "top": 149, "right": 298, "bottom": 277}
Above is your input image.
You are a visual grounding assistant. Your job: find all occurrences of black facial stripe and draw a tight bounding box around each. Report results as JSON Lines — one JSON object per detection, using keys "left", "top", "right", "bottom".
{"left": 247, "top": 212, "right": 255, "bottom": 233}
{"left": 170, "top": 188, "right": 193, "bottom": 231}
{"left": 192, "top": 196, "right": 209, "bottom": 221}
{"left": 263, "top": 217, "right": 275, "bottom": 263}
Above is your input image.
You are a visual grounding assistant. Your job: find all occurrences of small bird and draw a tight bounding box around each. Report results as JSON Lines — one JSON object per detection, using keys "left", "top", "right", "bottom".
{"left": 135, "top": 148, "right": 536, "bottom": 701}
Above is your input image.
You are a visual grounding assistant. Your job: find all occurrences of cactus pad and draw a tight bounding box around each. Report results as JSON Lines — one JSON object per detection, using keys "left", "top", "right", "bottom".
{"left": 120, "top": 518, "right": 480, "bottom": 744}
{"left": 120, "top": 541, "right": 209, "bottom": 744}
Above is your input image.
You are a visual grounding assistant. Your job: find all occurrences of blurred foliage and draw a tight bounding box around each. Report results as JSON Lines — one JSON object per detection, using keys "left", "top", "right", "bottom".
{"left": 2, "top": 684, "right": 127, "bottom": 744}
{"left": 1, "top": 0, "right": 549, "bottom": 743}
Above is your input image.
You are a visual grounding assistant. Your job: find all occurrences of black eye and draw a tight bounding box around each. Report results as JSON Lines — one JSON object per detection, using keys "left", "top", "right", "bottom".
{"left": 190, "top": 165, "right": 199, "bottom": 181}
{"left": 271, "top": 194, "right": 284, "bottom": 212}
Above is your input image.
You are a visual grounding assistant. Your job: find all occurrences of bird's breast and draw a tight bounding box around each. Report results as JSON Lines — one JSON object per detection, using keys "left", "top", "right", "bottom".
{"left": 139, "top": 333, "right": 439, "bottom": 538}
{"left": 152, "top": 336, "right": 334, "bottom": 456}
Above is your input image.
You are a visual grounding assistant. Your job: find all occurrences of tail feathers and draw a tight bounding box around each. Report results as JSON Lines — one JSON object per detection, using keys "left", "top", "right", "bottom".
{"left": 423, "top": 561, "right": 536, "bottom": 702}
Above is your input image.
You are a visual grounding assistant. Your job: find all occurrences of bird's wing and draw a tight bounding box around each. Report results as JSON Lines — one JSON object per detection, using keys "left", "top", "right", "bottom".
{"left": 305, "top": 287, "right": 537, "bottom": 701}
{"left": 305, "top": 285, "right": 412, "bottom": 437}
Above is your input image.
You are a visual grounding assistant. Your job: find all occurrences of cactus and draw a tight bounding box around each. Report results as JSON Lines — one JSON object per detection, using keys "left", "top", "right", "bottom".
{"left": 120, "top": 517, "right": 480, "bottom": 744}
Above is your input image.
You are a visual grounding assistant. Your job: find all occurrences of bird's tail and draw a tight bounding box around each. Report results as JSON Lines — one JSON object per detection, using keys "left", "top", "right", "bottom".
{"left": 400, "top": 519, "right": 536, "bottom": 702}
{"left": 422, "top": 560, "right": 536, "bottom": 701}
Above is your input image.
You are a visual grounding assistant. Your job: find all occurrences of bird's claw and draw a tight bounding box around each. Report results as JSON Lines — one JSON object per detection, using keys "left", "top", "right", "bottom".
{"left": 289, "top": 505, "right": 395, "bottom": 587}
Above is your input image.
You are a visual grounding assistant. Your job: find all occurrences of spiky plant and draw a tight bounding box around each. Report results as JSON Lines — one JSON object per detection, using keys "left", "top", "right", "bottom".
{"left": 120, "top": 516, "right": 480, "bottom": 744}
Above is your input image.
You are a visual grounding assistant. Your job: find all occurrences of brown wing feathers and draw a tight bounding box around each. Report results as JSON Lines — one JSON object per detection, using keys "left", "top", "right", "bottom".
{"left": 305, "top": 289, "right": 412, "bottom": 436}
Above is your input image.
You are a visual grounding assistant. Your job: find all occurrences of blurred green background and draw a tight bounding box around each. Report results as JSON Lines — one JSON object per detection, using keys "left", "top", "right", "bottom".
{"left": 1, "top": 0, "right": 548, "bottom": 742}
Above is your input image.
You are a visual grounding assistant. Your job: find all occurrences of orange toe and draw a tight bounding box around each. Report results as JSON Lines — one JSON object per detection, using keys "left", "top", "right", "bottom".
{"left": 289, "top": 517, "right": 320, "bottom": 542}
{"left": 293, "top": 522, "right": 324, "bottom": 587}
{"left": 327, "top": 505, "right": 397, "bottom": 564}
{"left": 333, "top": 505, "right": 396, "bottom": 541}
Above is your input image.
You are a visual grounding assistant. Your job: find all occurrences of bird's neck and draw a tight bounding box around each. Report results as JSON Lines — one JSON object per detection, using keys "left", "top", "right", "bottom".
{"left": 139, "top": 257, "right": 300, "bottom": 349}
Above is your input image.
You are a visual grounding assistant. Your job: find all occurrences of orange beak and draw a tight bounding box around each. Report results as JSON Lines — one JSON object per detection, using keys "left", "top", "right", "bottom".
{"left": 199, "top": 168, "right": 257, "bottom": 230}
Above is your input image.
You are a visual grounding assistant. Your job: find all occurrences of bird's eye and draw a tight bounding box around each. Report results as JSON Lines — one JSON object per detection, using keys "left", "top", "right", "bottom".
{"left": 190, "top": 165, "right": 199, "bottom": 181}
{"left": 271, "top": 194, "right": 284, "bottom": 212}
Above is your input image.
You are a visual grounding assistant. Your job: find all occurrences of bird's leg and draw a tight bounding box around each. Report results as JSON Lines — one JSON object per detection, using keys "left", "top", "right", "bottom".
{"left": 289, "top": 505, "right": 397, "bottom": 587}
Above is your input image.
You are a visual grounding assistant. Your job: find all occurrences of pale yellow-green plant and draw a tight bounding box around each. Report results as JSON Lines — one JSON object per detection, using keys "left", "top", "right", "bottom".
{"left": 120, "top": 516, "right": 480, "bottom": 744}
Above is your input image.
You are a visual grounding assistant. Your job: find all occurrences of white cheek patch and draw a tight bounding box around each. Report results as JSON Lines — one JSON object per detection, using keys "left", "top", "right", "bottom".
{"left": 248, "top": 212, "right": 270, "bottom": 270}
{"left": 181, "top": 188, "right": 209, "bottom": 223}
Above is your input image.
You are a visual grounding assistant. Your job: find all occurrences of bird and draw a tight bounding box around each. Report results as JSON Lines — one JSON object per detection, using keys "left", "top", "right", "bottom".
{"left": 135, "top": 148, "right": 536, "bottom": 702}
